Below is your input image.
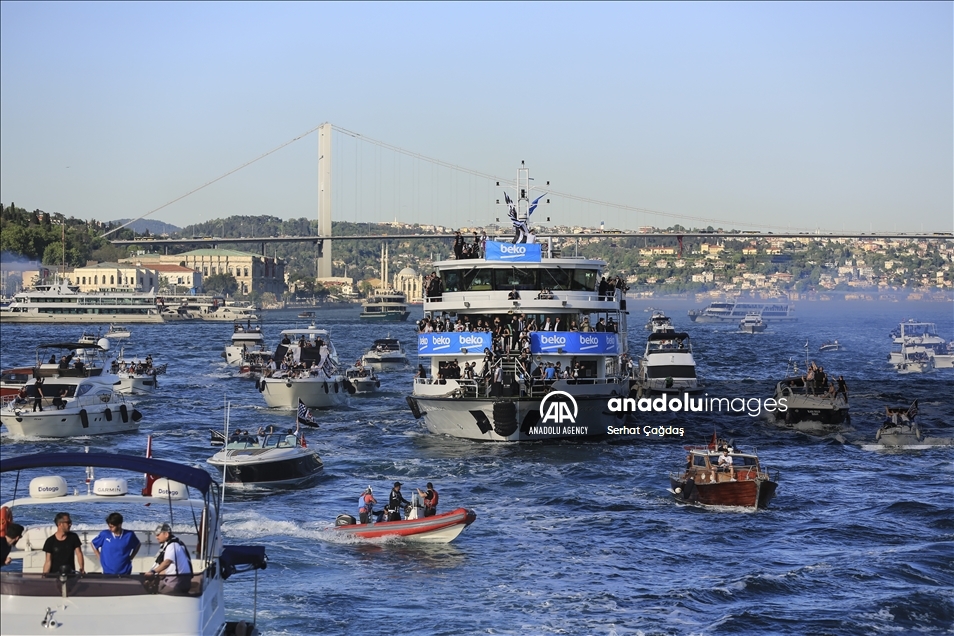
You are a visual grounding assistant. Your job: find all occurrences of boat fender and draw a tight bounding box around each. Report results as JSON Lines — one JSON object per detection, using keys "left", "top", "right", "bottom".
{"left": 492, "top": 400, "right": 518, "bottom": 437}
{"left": 334, "top": 381, "right": 339, "bottom": 393}
{"left": 104, "top": 407, "right": 112, "bottom": 421}
{"left": 323, "top": 381, "right": 329, "bottom": 394}
{"left": 681, "top": 479, "right": 695, "bottom": 500}
{"left": 80, "top": 409, "right": 89, "bottom": 428}
{"left": 131, "top": 409, "right": 143, "bottom": 422}
{"left": 406, "top": 396, "right": 423, "bottom": 419}
{"left": 375, "top": 380, "right": 380, "bottom": 389}
{"left": 286, "top": 381, "right": 292, "bottom": 388}
{"left": 257, "top": 379, "right": 266, "bottom": 392}
{"left": 343, "top": 379, "right": 356, "bottom": 395}
{"left": 120, "top": 404, "right": 129, "bottom": 423}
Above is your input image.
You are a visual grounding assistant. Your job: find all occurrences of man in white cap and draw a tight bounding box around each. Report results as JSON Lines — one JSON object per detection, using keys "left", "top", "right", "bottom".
{"left": 147, "top": 523, "right": 193, "bottom": 594}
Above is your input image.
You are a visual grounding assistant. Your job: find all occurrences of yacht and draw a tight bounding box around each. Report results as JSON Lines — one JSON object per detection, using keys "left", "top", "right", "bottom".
{"left": 360, "top": 244, "right": 411, "bottom": 321}
{"left": 406, "top": 162, "right": 631, "bottom": 441}
{"left": 345, "top": 363, "right": 381, "bottom": 394}
{"left": 257, "top": 326, "right": 351, "bottom": 409}
{"left": 0, "top": 282, "right": 164, "bottom": 324}
{"left": 888, "top": 320, "right": 953, "bottom": 368}
{"left": 361, "top": 337, "right": 410, "bottom": 370}
{"left": 0, "top": 341, "right": 143, "bottom": 437}
{"left": 739, "top": 313, "right": 766, "bottom": 333}
{"left": 0, "top": 452, "right": 267, "bottom": 635}
{"left": 645, "top": 311, "right": 675, "bottom": 333}
{"left": 208, "top": 429, "right": 322, "bottom": 487}
{"left": 110, "top": 348, "right": 166, "bottom": 395}
{"left": 202, "top": 304, "right": 259, "bottom": 322}
{"left": 635, "top": 331, "right": 700, "bottom": 394}
{"left": 224, "top": 323, "right": 271, "bottom": 366}
{"left": 688, "top": 299, "right": 796, "bottom": 323}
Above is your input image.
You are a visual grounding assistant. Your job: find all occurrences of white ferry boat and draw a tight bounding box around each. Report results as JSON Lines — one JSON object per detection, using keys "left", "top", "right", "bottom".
{"left": 0, "top": 283, "right": 164, "bottom": 324}
{"left": 406, "top": 163, "right": 630, "bottom": 441}
{"left": 634, "top": 331, "right": 700, "bottom": 394}
{"left": 688, "top": 300, "right": 796, "bottom": 323}
{"left": 257, "top": 326, "right": 351, "bottom": 409}
{"left": 359, "top": 290, "right": 410, "bottom": 322}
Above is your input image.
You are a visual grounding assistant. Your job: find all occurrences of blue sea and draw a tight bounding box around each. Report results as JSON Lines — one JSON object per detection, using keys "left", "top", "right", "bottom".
{"left": 2, "top": 299, "right": 953, "bottom": 635}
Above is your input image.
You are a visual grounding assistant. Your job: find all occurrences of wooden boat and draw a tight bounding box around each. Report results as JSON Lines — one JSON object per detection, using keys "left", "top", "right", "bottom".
{"left": 333, "top": 501, "right": 476, "bottom": 543}
{"left": 670, "top": 438, "right": 778, "bottom": 509}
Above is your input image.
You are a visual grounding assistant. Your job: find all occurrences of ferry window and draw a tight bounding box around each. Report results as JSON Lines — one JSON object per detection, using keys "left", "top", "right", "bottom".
{"left": 462, "top": 268, "right": 493, "bottom": 291}
{"left": 571, "top": 269, "right": 597, "bottom": 291}
{"left": 539, "top": 268, "right": 571, "bottom": 290}
{"left": 110, "top": 276, "right": 115, "bottom": 284}
{"left": 493, "top": 267, "right": 536, "bottom": 290}
{"left": 693, "top": 455, "right": 708, "bottom": 467}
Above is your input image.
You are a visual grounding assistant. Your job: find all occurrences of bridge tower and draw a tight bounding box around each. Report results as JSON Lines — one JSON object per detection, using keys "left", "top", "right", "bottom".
{"left": 317, "top": 122, "right": 333, "bottom": 278}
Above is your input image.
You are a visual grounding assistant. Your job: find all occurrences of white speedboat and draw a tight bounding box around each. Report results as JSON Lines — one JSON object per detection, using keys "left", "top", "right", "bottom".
{"left": 110, "top": 348, "right": 166, "bottom": 395}
{"left": 0, "top": 341, "right": 142, "bottom": 437}
{"left": 407, "top": 162, "right": 631, "bottom": 441}
{"left": 208, "top": 430, "right": 322, "bottom": 487}
{"left": 345, "top": 363, "right": 381, "bottom": 394}
{"left": 104, "top": 324, "right": 131, "bottom": 340}
{"left": 895, "top": 350, "right": 933, "bottom": 374}
{"left": 257, "top": 326, "right": 351, "bottom": 409}
{"left": 202, "top": 305, "right": 259, "bottom": 322}
{"left": 635, "top": 331, "right": 700, "bottom": 394}
{"left": 645, "top": 311, "right": 676, "bottom": 333}
{"left": 888, "top": 320, "right": 953, "bottom": 368}
{"left": 819, "top": 340, "right": 842, "bottom": 351}
{"left": 361, "top": 337, "right": 409, "bottom": 371}
{"left": 866, "top": 400, "right": 954, "bottom": 449}
{"left": 739, "top": 313, "right": 766, "bottom": 333}
{"left": 0, "top": 452, "right": 267, "bottom": 635}
{"left": 224, "top": 323, "right": 271, "bottom": 366}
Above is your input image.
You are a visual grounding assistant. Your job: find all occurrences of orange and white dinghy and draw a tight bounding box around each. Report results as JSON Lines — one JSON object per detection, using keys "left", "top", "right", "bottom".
{"left": 333, "top": 495, "right": 476, "bottom": 544}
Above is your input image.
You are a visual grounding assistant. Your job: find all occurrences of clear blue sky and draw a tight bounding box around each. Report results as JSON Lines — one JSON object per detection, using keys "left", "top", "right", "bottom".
{"left": 1, "top": 2, "right": 951, "bottom": 232}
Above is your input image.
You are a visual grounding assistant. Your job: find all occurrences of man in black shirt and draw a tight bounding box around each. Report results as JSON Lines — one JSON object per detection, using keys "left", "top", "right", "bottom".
{"left": 387, "top": 482, "right": 410, "bottom": 522}
{"left": 42, "top": 512, "right": 85, "bottom": 575}
{"left": 1, "top": 522, "right": 24, "bottom": 567}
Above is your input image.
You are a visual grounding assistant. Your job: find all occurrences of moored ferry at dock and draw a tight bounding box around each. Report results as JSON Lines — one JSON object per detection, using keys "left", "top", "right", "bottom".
{"left": 0, "top": 283, "right": 164, "bottom": 324}
{"left": 688, "top": 300, "right": 796, "bottom": 323}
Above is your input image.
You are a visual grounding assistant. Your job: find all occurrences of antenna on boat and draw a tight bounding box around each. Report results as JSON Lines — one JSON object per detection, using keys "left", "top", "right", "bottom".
{"left": 221, "top": 398, "right": 230, "bottom": 511}
{"left": 84, "top": 445, "right": 93, "bottom": 495}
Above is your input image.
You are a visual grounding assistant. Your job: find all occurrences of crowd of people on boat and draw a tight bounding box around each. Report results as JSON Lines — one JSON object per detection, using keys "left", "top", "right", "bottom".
{"left": 357, "top": 481, "right": 439, "bottom": 524}
{"left": 794, "top": 362, "right": 849, "bottom": 400}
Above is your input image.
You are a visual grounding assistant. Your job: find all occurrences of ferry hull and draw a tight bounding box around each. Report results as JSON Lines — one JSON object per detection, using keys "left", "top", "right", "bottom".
{"left": 359, "top": 312, "right": 410, "bottom": 322}
{"left": 410, "top": 392, "right": 630, "bottom": 442}
{"left": 689, "top": 315, "right": 796, "bottom": 324}
{"left": 1, "top": 404, "right": 140, "bottom": 437}
{"left": 259, "top": 376, "right": 349, "bottom": 409}
{"left": 0, "top": 313, "right": 164, "bottom": 324}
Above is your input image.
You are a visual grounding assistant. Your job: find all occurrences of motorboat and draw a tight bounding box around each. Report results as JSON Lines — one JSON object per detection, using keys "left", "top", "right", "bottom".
{"left": 238, "top": 351, "right": 273, "bottom": 379}
{"left": 819, "top": 340, "right": 842, "bottom": 351}
{"left": 634, "top": 331, "right": 700, "bottom": 395}
{"left": 688, "top": 299, "right": 796, "bottom": 323}
{"left": 345, "top": 362, "right": 381, "bottom": 394}
{"left": 739, "top": 313, "right": 766, "bottom": 333}
{"left": 645, "top": 311, "right": 675, "bottom": 333}
{"left": 0, "top": 282, "right": 164, "bottom": 324}
{"left": 104, "top": 324, "right": 131, "bottom": 340}
{"left": 670, "top": 438, "right": 779, "bottom": 509}
{"left": 298, "top": 311, "right": 316, "bottom": 319}
{"left": 202, "top": 304, "right": 259, "bottom": 322}
{"left": 0, "top": 366, "right": 33, "bottom": 400}
{"left": 407, "top": 162, "right": 632, "bottom": 441}
{"left": 0, "top": 341, "right": 143, "bottom": 437}
{"left": 224, "top": 322, "right": 271, "bottom": 366}
{"left": 770, "top": 374, "right": 849, "bottom": 434}
{"left": 361, "top": 337, "right": 409, "bottom": 371}
{"left": 208, "top": 429, "right": 322, "bottom": 487}
{"left": 866, "top": 400, "right": 954, "bottom": 449}
{"left": 0, "top": 452, "right": 267, "bottom": 635}
{"left": 333, "top": 493, "right": 476, "bottom": 543}
{"left": 888, "top": 320, "right": 952, "bottom": 369}
{"left": 110, "top": 348, "right": 166, "bottom": 395}
{"left": 257, "top": 325, "right": 352, "bottom": 409}
{"left": 895, "top": 345, "right": 934, "bottom": 374}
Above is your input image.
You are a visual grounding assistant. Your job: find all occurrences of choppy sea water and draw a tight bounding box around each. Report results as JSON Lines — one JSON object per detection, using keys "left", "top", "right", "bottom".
{"left": 1, "top": 299, "right": 952, "bottom": 635}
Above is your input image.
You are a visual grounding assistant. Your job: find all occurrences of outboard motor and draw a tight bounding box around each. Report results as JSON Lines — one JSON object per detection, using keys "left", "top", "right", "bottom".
{"left": 335, "top": 514, "right": 356, "bottom": 526}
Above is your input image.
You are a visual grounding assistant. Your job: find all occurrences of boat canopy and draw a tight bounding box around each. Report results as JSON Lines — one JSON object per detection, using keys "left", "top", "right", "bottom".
{"left": 220, "top": 545, "right": 268, "bottom": 580}
{"left": 647, "top": 332, "right": 690, "bottom": 342}
{"left": 38, "top": 342, "right": 107, "bottom": 350}
{"left": 1, "top": 453, "right": 214, "bottom": 495}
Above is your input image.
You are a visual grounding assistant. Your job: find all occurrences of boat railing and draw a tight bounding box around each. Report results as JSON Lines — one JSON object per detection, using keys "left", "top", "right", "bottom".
{"left": 0, "top": 571, "right": 205, "bottom": 598}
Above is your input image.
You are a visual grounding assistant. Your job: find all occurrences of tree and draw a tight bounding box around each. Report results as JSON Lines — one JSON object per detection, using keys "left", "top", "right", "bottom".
{"left": 203, "top": 273, "right": 239, "bottom": 296}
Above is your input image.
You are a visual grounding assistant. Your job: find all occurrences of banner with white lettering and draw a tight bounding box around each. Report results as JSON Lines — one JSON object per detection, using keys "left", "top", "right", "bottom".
{"left": 418, "top": 332, "right": 493, "bottom": 355}
{"left": 484, "top": 241, "right": 542, "bottom": 262}
{"left": 529, "top": 332, "right": 622, "bottom": 355}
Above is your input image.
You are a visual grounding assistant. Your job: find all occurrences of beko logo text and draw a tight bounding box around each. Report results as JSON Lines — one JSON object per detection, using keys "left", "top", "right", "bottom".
{"left": 580, "top": 336, "right": 599, "bottom": 345}
{"left": 540, "top": 335, "right": 567, "bottom": 345}
{"left": 500, "top": 245, "right": 526, "bottom": 254}
{"left": 430, "top": 336, "right": 451, "bottom": 346}
{"left": 459, "top": 335, "right": 483, "bottom": 345}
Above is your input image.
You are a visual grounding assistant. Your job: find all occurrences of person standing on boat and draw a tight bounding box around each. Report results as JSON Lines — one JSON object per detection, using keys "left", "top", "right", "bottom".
{"left": 837, "top": 376, "right": 849, "bottom": 401}
{"left": 92, "top": 512, "right": 141, "bottom": 575}
{"left": 42, "top": 512, "right": 84, "bottom": 575}
{"left": 32, "top": 377, "right": 45, "bottom": 412}
{"left": 358, "top": 487, "right": 377, "bottom": 524}
{"left": 418, "top": 483, "right": 439, "bottom": 517}
{"left": 387, "top": 482, "right": 410, "bottom": 521}
{"left": 148, "top": 523, "right": 193, "bottom": 594}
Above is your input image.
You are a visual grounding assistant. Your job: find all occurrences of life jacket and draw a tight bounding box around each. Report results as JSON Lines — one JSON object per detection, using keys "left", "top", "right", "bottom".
{"left": 358, "top": 493, "right": 373, "bottom": 513}
{"left": 425, "top": 489, "right": 439, "bottom": 510}
{"left": 155, "top": 535, "right": 192, "bottom": 573}
{"left": 0, "top": 506, "right": 12, "bottom": 538}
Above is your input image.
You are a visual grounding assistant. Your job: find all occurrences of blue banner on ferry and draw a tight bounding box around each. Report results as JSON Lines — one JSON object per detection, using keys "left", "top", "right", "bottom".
{"left": 530, "top": 332, "right": 622, "bottom": 355}
{"left": 418, "top": 332, "right": 493, "bottom": 355}
{"left": 484, "top": 241, "right": 542, "bottom": 262}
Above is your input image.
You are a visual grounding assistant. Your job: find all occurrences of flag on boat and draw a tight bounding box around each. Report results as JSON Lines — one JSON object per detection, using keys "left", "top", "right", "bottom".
{"left": 907, "top": 400, "right": 919, "bottom": 420}
{"left": 528, "top": 192, "right": 547, "bottom": 217}
{"left": 298, "top": 399, "right": 319, "bottom": 427}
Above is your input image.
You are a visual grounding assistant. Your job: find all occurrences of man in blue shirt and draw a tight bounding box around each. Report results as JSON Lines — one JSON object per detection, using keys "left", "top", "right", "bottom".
{"left": 92, "top": 512, "right": 141, "bottom": 575}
